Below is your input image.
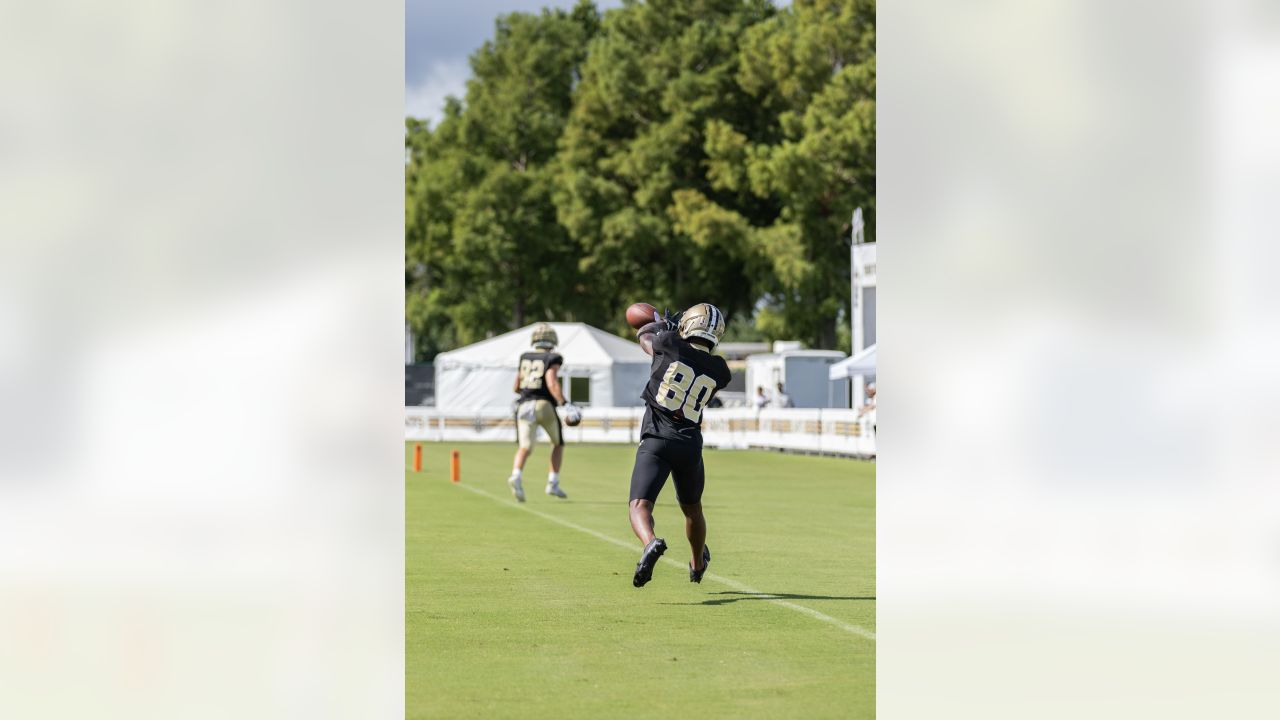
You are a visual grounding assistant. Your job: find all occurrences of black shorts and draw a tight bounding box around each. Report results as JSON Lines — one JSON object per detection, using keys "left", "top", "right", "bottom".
{"left": 628, "top": 437, "right": 705, "bottom": 505}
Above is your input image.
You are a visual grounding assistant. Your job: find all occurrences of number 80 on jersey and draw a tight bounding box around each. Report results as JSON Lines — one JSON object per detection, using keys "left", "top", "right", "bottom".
{"left": 656, "top": 361, "right": 717, "bottom": 422}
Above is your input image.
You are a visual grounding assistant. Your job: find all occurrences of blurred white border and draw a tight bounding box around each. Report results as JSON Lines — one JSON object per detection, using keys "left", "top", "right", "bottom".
{"left": 882, "top": 0, "right": 1280, "bottom": 717}
{"left": 0, "top": 1, "right": 403, "bottom": 717}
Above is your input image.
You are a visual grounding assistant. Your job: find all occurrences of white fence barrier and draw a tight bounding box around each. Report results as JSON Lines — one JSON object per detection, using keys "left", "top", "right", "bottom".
{"left": 405, "top": 406, "right": 875, "bottom": 457}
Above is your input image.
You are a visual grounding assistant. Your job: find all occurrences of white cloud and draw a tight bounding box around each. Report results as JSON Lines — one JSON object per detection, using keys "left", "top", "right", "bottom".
{"left": 405, "top": 60, "right": 469, "bottom": 125}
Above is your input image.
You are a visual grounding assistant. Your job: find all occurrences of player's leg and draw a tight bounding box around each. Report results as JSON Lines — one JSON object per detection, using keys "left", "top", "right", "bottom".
{"left": 628, "top": 439, "right": 670, "bottom": 587}
{"left": 537, "top": 401, "right": 567, "bottom": 498}
{"left": 508, "top": 405, "right": 537, "bottom": 502}
{"left": 671, "top": 447, "right": 710, "bottom": 582}
{"left": 546, "top": 445, "right": 566, "bottom": 497}
{"left": 629, "top": 498, "right": 667, "bottom": 588}
{"left": 679, "top": 502, "right": 707, "bottom": 567}
{"left": 628, "top": 499, "right": 656, "bottom": 545}
{"left": 679, "top": 502, "right": 710, "bottom": 582}
{"left": 628, "top": 441, "right": 670, "bottom": 543}
{"left": 512, "top": 447, "right": 531, "bottom": 471}
{"left": 508, "top": 447, "right": 532, "bottom": 501}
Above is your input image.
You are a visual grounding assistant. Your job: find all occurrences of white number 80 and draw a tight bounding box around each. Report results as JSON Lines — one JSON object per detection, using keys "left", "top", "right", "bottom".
{"left": 656, "top": 361, "right": 717, "bottom": 422}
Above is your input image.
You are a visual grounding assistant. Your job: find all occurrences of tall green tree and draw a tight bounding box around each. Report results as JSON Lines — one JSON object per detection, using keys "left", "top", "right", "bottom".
{"left": 554, "top": 0, "right": 778, "bottom": 336}
{"left": 405, "top": 2, "right": 600, "bottom": 358}
{"left": 693, "top": 0, "right": 875, "bottom": 349}
{"left": 406, "top": 0, "right": 875, "bottom": 356}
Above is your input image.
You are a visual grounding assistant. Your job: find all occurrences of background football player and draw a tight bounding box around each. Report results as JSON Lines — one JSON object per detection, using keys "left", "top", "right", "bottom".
{"left": 628, "top": 303, "right": 731, "bottom": 587}
{"left": 508, "top": 323, "right": 575, "bottom": 501}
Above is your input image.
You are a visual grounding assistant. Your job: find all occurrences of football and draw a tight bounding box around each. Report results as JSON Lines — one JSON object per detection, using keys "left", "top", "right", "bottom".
{"left": 625, "top": 302, "right": 658, "bottom": 330}
{"left": 562, "top": 404, "right": 582, "bottom": 426}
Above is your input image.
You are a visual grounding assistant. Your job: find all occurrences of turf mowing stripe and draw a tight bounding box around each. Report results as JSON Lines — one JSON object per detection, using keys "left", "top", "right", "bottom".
{"left": 454, "top": 482, "right": 876, "bottom": 641}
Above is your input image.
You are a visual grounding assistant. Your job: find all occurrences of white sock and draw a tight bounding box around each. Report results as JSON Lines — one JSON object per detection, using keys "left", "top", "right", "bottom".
{"left": 510, "top": 468, "right": 522, "bottom": 480}
{"left": 547, "top": 471, "right": 559, "bottom": 486}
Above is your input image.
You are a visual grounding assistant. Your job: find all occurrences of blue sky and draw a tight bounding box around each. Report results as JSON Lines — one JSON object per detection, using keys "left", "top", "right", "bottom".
{"left": 405, "top": 0, "right": 622, "bottom": 124}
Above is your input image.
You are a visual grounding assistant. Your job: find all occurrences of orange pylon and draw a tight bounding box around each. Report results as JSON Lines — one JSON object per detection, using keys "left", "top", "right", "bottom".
{"left": 413, "top": 443, "right": 423, "bottom": 473}
{"left": 450, "top": 450, "right": 461, "bottom": 483}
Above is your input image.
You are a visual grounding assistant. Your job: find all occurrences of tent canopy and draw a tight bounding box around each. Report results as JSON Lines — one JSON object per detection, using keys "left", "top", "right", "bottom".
{"left": 828, "top": 343, "right": 876, "bottom": 380}
{"left": 435, "top": 322, "right": 651, "bottom": 410}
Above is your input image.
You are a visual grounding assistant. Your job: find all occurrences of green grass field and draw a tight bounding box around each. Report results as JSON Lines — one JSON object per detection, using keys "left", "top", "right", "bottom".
{"left": 406, "top": 441, "right": 875, "bottom": 719}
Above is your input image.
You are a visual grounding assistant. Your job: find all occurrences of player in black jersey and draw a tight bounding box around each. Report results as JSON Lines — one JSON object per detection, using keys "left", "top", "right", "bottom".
{"left": 507, "top": 323, "right": 578, "bottom": 501}
{"left": 628, "top": 303, "right": 731, "bottom": 587}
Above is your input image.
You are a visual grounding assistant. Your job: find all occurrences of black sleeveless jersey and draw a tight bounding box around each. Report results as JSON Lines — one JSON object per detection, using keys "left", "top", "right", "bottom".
{"left": 517, "top": 350, "right": 563, "bottom": 403}
{"left": 640, "top": 331, "right": 732, "bottom": 442}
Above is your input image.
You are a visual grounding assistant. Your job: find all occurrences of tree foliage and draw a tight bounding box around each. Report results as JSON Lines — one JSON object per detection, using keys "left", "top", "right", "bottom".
{"left": 406, "top": 0, "right": 874, "bottom": 360}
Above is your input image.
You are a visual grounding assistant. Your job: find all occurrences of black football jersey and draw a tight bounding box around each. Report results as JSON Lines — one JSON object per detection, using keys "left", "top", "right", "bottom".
{"left": 517, "top": 351, "right": 563, "bottom": 403}
{"left": 640, "top": 331, "right": 732, "bottom": 442}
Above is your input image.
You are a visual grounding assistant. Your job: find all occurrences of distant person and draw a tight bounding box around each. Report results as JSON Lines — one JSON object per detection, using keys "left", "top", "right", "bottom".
{"left": 754, "top": 386, "right": 769, "bottom": 410}
{"left": 507, "top": 323, "right": 576, "bottom": 501}
{"left": 858, "top": 382, "right": 877, "bottom": 439}
{"left": 857, "top": 382, "right": 876, "bottom": 418}
{"left": 775, "top": 382, "right": 794, "bottom": 408}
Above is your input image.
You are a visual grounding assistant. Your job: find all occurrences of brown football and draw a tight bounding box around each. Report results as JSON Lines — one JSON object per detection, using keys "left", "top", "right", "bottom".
{"left": 626, "top": 302, "right": 659, "bottom": 330}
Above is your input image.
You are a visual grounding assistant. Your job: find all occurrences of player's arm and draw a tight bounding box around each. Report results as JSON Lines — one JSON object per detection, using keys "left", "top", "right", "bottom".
{"left": 637, "top": 308, "right": 680, "bottom": 357}
{"left": 513, "top": 369, "right": 522, "bottom": 393}
{"left": 636, "top": 321, "right": 664, "bottom": 356}
{"left": 545, "top": 364, "right": 567, "bottom": 406}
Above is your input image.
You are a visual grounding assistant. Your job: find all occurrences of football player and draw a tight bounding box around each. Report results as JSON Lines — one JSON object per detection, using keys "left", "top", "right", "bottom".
{"left": 628, "top": 303, "right": 731, "bottom": 587}
{"left": 507, "top": 323, "right": 573, "bottom": 501}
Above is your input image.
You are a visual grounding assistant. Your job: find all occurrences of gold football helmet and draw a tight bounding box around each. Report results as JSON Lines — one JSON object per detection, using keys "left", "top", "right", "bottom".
{"left": 678, "top": 303, "right": 726, "bottom": 347}
{"left": 530, "top": 323, "right": 558, "bottom": 349}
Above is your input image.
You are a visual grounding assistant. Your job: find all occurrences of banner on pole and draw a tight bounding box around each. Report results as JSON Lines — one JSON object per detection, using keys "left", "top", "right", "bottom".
{"left": 853, "top": 242, "right": 876, "bottom": 286}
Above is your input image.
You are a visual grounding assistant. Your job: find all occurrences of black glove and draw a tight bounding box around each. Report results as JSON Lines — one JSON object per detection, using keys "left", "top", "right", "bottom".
{"left": 658, "top": 307, "right": 682, "bottom": 332}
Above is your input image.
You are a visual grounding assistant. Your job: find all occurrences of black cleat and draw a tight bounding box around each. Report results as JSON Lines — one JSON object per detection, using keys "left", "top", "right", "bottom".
{"left": 689, "top": 545, "right": 711, "bottom": 583}
{"left": 632, "top": 538, "right": 667, "bottom": 587}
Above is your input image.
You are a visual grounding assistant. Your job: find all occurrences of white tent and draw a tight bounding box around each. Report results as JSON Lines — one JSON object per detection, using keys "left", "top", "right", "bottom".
{"left": 434, "top": 322, "right": 651, "bottom": 410}
{"left": 828, "top": 343, "right": 876, "bottom": 379}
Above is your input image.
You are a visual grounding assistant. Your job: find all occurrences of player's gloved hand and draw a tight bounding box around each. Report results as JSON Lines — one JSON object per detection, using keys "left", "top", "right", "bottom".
{"left": 657, "top": 308, "right": 681, "bottom": 332}
{"left": 561, "top": 402, "right": 583, "bottom": 426}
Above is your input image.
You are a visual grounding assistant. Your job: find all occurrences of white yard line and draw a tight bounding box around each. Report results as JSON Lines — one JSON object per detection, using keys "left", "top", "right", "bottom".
{"left": 454, "top": 482, "right": 876, "bottom": 641}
